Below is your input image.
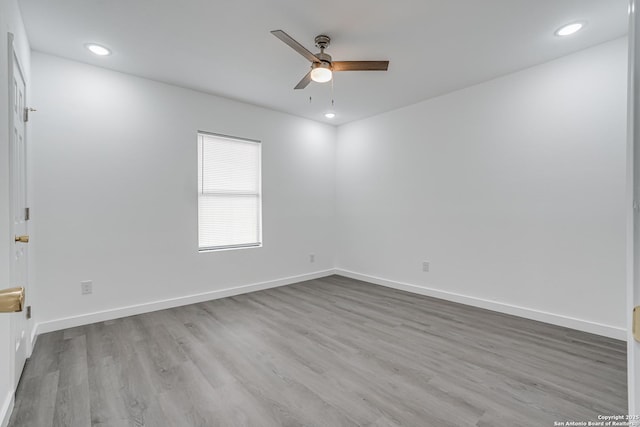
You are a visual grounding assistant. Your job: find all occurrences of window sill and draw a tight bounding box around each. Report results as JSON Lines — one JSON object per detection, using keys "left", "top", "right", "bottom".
{"left": 198, "top": 243, "right": 262, "bottom": 253}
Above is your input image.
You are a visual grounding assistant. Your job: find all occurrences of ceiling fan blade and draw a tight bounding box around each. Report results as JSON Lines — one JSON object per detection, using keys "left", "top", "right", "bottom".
{"left": 271, "top": 30, "right": 320, "bottom": 63}
{"left": 294, "top": 71, "right": 312, "bottom": 90}
{"left": 332, "top": 61, "right": 389, "bottom": 71}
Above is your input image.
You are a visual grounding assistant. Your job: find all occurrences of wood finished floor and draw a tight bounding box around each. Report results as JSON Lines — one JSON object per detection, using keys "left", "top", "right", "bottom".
{"left": 9, "top": 275, "right": 627, "bottom": 427}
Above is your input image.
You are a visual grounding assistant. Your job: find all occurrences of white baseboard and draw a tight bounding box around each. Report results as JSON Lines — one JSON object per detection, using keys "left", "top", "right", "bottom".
{"left": 0, "top": 391, "right": 14, "bottom": 427}
{"left": 36, "top": 269, "right": 335, "bottom": 335}
{"left": 335, "top": 269, "right": 626, "bottom": 340}
{"left": 34, "top": 267, "right": 626, "bottom": 340}
{"left": 29, "top": 324, "right": 38, "bottom": 357}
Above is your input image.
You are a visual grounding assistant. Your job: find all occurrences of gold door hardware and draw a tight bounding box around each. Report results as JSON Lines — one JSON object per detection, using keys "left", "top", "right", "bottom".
{"left": 635, "top": 306, "right": 640, "bottom": 342}
{"left": 0, "top": 287, "right": 24, "bottom": 313}
{"left": 14, "top": 235, "right": 29, "bottom": 243}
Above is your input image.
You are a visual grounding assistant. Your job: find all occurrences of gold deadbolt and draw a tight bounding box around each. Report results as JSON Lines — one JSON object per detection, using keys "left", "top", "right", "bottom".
{"left": 14, "top": 235, "right": 29, "bottom": 243}
{"left": 0, "top": 287, "right": 24, "bottom": 313}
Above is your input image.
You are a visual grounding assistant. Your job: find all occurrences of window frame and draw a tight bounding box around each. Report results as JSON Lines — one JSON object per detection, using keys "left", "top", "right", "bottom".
{"left": 197, "top": 130, "right": 263, "bottom": 252}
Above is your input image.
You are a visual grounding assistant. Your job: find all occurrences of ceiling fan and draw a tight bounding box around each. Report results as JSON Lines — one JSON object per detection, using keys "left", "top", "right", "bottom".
{"left": 271, "top": 30, "right": 389, "bottom": 90}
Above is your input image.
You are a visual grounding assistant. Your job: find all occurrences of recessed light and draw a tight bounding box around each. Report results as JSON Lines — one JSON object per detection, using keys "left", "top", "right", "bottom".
{"left": 555, "top": 22, "right": 584, "bottom": 37}
{"left": 324, "top": 112, "right": 336, "bottom": 119}
{"left": 85, "top": 43, "right": 111, "bottom": 56}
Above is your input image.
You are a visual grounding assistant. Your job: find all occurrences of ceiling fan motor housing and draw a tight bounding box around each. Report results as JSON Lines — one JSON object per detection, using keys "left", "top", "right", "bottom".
{"left": 313, "top": 51, "right": 332, "bottom": 69}
{"left": 314, "top": 34, "right": 331, "bottom": 50}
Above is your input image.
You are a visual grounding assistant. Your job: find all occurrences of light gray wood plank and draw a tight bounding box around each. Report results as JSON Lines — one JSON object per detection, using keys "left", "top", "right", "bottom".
{"left": 8, "top": 275, "right": 627, "bottom": 426}
{"left": 9, "top": 370, "right": 59, "bottom": 427}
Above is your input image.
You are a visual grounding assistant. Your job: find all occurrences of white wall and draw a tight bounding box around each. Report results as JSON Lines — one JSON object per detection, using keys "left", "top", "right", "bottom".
{"left": 31, "top": 53, "right": 336, "bottom": 330}
{"left": 0, "top": 0, "right": 31, "bottom": 424}
{"left": 336, "top": 38, "right": 628, "bottom": 338}
{"left": 31, "top": 37, "right": 628, "bottom": 341}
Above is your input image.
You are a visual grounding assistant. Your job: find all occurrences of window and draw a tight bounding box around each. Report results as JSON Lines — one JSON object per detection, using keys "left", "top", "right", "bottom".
{"left": 197, "top": 132, "right": 262, "bottom": 251}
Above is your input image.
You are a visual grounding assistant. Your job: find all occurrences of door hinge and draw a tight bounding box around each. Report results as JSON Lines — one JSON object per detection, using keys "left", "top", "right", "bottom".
{"left": 23, "top": 107, "right": 36, "bottom": 122}
{"left": 26, "top": 305, "right": 31, "bottom": 320}
{"left": 634, "top": 306, "right": 640, "bottom": 342}
{"left": 25, "top": 207, "right": 30, "bottom": 221}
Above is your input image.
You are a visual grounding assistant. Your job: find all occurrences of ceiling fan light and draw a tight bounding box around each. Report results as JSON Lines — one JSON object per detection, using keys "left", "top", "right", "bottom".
{"left": 311, "top": 65, "right": 332, "bottom": 83}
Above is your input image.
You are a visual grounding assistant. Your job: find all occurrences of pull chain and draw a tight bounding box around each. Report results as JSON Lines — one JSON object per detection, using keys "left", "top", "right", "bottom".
{"left": 331, "top": 78, "right": 335, "bottom": 110}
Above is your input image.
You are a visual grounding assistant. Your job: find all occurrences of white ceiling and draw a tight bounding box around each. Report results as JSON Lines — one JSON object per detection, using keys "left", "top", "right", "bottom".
{"left": 18, "top": 0, "right": 629, "bottom": 125}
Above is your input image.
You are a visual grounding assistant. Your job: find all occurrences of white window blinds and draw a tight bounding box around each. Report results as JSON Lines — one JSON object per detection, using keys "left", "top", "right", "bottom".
{"left": 198, "top": 132, "right": 262, "bottom": 251}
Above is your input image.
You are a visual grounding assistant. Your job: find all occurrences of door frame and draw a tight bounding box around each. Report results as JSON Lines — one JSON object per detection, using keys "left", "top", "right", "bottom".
{"left": 629, "top": 0, "right": 640, "bottom": 417}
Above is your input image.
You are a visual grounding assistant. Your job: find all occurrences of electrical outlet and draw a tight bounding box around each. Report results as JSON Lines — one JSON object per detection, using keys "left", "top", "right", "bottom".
{"left": 309, "top": 254, "right": 315, "bottom": 263}
{"left": 422, "top": 261, "right": 430, "bottom": 272}
{"left": 80, "top": 280, "right": 93, "bottom": 295}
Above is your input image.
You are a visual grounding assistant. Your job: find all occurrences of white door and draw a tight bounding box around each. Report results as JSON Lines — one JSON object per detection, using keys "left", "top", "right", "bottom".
{"left": 9, "top": 38, "right": 29, "bottom": 387}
